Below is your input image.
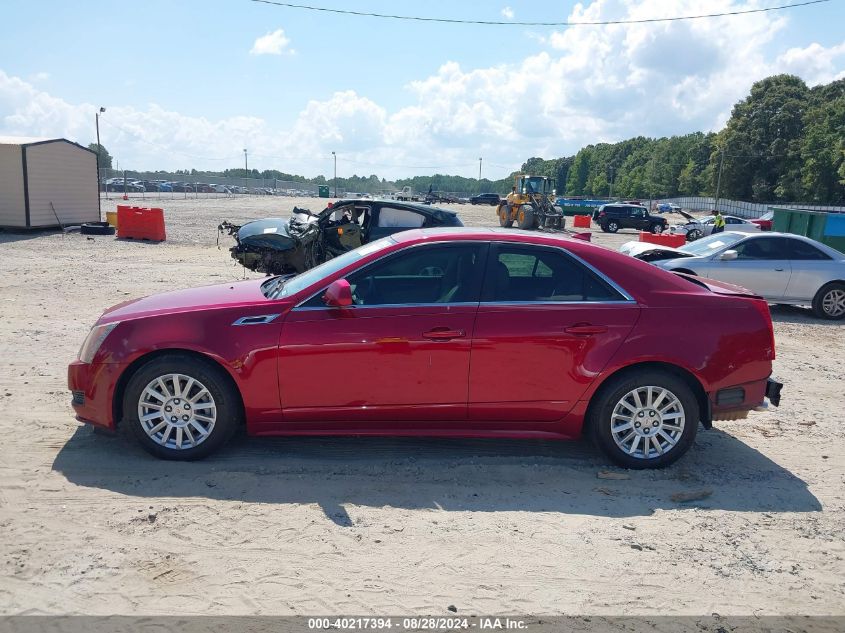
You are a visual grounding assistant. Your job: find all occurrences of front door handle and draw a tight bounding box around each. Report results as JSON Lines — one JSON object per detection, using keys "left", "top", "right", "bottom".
{"left": 774, "top": 268, "right": 784, "bottom": 272}
{"left": 564, "top": 324, "right": 608, "bottom": 336}
{"left": 423, "top": 327, "right": 466, "bottom": 340}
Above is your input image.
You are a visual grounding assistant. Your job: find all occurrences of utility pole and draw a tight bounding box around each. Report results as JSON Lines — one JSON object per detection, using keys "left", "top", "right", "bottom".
{"left": 714, "top": 147, "right": 725, "bottom": 212}
{"left": 243, "top": 149, "right": 248, "bottom": 195}
{"left": 332, "top": 151, "right": 337, "bottom": 197}
{"left": 478, "top": 157, "right": 482, "bottom": 186}
{"left": 95, "top": 107, "right": 106, "bottom": 213}
{"left": 608, "top": 165, "right": 614, "bottom": 199}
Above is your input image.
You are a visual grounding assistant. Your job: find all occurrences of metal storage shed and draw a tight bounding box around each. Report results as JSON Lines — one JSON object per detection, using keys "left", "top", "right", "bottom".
{"left": 0, "top": 136, "right": 99, "bottom": 229}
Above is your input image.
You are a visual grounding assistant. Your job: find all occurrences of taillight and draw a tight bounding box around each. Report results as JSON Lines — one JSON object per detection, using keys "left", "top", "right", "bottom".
{"left": 751, "top": 299, "right": 776, "bottom": 360}
{"left": 599, "top": 211, "right": 606, "bottom": 217}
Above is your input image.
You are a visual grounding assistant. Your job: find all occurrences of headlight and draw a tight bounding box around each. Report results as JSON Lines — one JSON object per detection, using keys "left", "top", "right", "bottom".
{"left": 78, "top": 322, "right": 120, "bottom": 363}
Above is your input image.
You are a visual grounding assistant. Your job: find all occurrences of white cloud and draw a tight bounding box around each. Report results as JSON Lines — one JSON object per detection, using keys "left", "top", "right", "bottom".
{"left": 2, "top": 1, "right": 843, "bottom": 179}
{"left": 776, "top": 41, "right": 845, "bottom": 85}
{"left": 501, "top": 6, "right": 514, "bottom": 20}
{"left": 249, "top": 28, "right": 293, "bottom": 56}
{"left": 29, "top": 72, "right": 50, "bottom": 82}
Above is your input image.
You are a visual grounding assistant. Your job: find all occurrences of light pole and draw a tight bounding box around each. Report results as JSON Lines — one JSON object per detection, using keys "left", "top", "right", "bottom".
{"left": 243, "top": 149, "right": 248, "bottom": 194}
{"left": 95, "top": 106, "right": 106, "bottom": 211}
{"left": 714, "top": 146, "right": 725, "bottom": 212}
{"left": 608, "top": 165, "right": 614, "bottom": 199}
{"left": 478, "top": 157, "right": 482, "bottom": 186}
{"left": 332, "top": 151, "right": 337, "bottom": 197}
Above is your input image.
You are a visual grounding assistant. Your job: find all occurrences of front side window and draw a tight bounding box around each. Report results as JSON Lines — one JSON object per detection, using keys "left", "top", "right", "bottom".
{"left": 733, "top": 237, "right": 789, "bottom": 260}
{"left": 483, "top": 245, "right": 625, "bottom": 303}
{"left": 304, "top": 243, "right": 485, "bottom": 307}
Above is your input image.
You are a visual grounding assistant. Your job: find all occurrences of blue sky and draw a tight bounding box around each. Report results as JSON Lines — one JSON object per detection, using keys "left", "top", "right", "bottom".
{"left": 1, "top": 0, "right": 844, "bottom": 179}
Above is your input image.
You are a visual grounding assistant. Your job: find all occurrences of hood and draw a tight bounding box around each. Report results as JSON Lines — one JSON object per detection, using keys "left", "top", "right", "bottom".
{"left": 676, "top": 209, "right": 697, "bottom": 222}
{"left": 99, "top": 278, "right": 272, "bottom": 323}
{"left": 620, "top": 240, "right": 691, "bottom": 261}
{"left": 236, "top": 218, "right": 298, "bottom": 251}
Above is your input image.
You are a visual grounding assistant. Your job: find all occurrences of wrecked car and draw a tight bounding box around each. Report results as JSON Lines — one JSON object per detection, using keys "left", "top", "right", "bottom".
{"left": 218, "top": 199, "right": 464, "bottom": 275}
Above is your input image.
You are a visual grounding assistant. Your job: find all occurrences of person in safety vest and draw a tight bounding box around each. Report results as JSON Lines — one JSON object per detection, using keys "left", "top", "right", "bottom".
{"left": 711, "top": 209, "right": 726, "bottom": 234}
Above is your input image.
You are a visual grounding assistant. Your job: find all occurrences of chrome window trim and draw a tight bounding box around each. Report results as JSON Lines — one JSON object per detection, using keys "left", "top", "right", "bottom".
{"left": 291, "top": 238, "right": 637, "bottom": 311}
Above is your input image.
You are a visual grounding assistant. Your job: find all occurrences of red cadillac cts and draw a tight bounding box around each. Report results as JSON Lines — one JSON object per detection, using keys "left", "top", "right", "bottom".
{"left": 68, "top": 228, "right": 782, "bottom": 468}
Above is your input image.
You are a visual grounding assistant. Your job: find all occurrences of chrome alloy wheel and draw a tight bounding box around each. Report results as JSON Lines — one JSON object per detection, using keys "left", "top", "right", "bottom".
{"left": 822, "top": 288, "right": 845, "bottom": 317}
{"left": 610, "top": 386, "right": 685, "bottom": 459}
{"left": 137, "top": 373, "right": 217, "bottom": 450}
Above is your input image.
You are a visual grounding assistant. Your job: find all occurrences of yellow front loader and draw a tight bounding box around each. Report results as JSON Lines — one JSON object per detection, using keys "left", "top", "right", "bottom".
{"left": 496, "top": 174, "right": 565, "bottom": 230}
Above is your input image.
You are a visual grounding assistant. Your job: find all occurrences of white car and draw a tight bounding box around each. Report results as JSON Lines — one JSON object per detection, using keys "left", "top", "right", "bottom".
{"left": 670, "top": 211, "right": 760, "bottom": 241}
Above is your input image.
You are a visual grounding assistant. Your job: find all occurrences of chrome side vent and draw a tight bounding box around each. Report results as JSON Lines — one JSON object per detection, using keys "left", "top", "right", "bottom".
{"left": 232, "top": 314, "right": 281, "bottom": 326}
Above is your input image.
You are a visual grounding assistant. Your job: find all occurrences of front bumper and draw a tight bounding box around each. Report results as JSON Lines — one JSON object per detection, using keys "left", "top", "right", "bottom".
{"left": 67, "top": 360, "right": 124, "bottom": 429}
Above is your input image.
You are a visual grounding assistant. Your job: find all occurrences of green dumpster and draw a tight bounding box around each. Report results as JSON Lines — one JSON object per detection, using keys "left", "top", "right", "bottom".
{"left": 318, "top": 185, "right": 330, "bottom": 198}
{"left": 772, "top": 207, "right": 845, "bottom": 254}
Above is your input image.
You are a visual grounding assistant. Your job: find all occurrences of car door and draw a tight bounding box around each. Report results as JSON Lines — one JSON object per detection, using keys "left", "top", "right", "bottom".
{"left": 628, "top": 207, "right": 647, "bottom": 230}
{"left": 468, "top": 243, "right": 640, "bottom": 425}
{"left": 702, "top": 236, "right": 792, "bottom": 299}
{"left": 784, "top": 237, "right": 835, "bottom": 301}
{"left": 366, "top": 205, "right": 427, "bottom": 242}
{"left": 277, "top": 242, "right": 486, "bottom": 423}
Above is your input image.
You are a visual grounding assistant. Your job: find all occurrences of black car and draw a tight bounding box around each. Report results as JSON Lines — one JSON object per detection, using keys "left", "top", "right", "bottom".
{"left": 594, "top": 204, "right": 667, "bottom": 233}
{"left": 219, "top": 199, "right": 464, "bottom": 275}
{"left": 470, "top": 193, "right": 501, "bottom": 205}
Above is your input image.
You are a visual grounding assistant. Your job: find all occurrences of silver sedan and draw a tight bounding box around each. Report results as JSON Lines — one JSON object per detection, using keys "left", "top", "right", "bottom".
{"left": 621, "top": 232, "right": 845, "bottom": 319}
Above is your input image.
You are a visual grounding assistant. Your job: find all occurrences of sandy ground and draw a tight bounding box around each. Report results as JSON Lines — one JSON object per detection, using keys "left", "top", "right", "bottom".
{"left": 0, "top": 195, "right": 843, "bottom": 616}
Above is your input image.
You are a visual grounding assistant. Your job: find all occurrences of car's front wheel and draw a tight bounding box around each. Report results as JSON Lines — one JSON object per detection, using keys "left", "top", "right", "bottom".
{"left": 686, "top": 228, "right": 703, "bottom": 241}
{"left": 812, "top": 282, "right": 845, "bottom": 320}
{"left": 123, "top": 354, "right": 242, "bottom": 460}
{"left": 589, "top": 370, "right": 699, "bottom": 469}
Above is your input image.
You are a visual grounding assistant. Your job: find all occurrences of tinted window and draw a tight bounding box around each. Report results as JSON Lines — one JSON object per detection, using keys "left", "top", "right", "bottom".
{"left": 306, "top": 243, "right": 484, "bottom": 307}
{"left": 483, "top": 245, "right": 624, "bottom": 303}
{"left": 733, "top": 237, "right": 789, "bottom": 260}
{"left": 788, "top": 238, "right": 831, "bottom": 260}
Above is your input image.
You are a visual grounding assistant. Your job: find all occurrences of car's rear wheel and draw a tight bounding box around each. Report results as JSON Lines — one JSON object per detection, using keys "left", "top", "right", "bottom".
{"left": 812, "top": 282, "right": 845, "bottom": 320}
{"left": 498, "top": 204, "right": 513, "bottom": 227}
{"left": 123, "top": 354, "right": 241, "bottom": 460}
{"left": 606, "top": 221, "right": 619, "bottom": 233}
{"left": 589, "top": 370, "right": 698, "bottom": 469}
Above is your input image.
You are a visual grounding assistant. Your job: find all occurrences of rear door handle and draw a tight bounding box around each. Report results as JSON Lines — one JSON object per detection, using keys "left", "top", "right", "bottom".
{"left": 564, "top": 324, "right": 608, "bottom": 336}
{"left": 423, "top": 328, "right": 466, "bottom": 340}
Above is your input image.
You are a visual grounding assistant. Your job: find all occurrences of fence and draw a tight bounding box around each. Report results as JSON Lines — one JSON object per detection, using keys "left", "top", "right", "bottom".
{"left": 656, "top": 196, "right": 845, "bottom": 218}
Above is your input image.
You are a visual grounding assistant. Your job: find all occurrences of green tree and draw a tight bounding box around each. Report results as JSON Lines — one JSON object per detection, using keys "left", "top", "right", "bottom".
{"left": 88, "top": 143, "right": 112, "bottom": 169}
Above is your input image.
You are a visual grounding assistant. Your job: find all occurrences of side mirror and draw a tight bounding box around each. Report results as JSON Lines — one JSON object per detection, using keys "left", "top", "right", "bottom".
{"left": 718, "top": 250, "right": 738, "bottom": 261}
{"left": 323, "top": 279, "right": 353, "bottom": 307}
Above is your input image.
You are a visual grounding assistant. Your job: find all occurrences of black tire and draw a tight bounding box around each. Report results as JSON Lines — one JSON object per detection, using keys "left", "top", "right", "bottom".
{"left": 686, "top": 228, "right": 703, "bottom": 241}
{"left": 812, "top": 282, "right": 845, "bottom": 320}
{"left": 606, "top": 221, "right": 619, "bottom": 233}
{"left": 81, "top": 221, "right": 115, "bottom": 236}
{"left": 600, "top": 224, "right": 609, "bottom": 233}
{"left": 497, "top": 204, "right": 513, "bottom": 228}
{"left": 517, "top": 205, "right": 535, "bottom": 230}
{"left": 122, "top": 353, "right": 242, "bottom": 460}
{"left": 588, "top": 370, "right": 699, "bottom": 469}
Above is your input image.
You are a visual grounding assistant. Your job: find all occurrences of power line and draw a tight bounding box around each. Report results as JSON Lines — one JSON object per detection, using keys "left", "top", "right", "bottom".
{"left": 248, "top": 0, "right": 830, "bottom": 26}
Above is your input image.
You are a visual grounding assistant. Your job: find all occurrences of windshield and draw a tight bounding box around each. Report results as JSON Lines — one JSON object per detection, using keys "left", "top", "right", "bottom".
{"left": 273, "top": 237, "right": 395, "bottom": 299}
{"left": 679, "top": 232, "right": 745, "bottom": 256}
{"left": 524, "top": 177, "right": 547, "bottom": 193}
{"left": 759, "top": 211, "right": 774, "bottom": 220}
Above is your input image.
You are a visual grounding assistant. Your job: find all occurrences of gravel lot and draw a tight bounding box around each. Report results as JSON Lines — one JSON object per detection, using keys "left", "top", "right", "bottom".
{"left": 0, "top": 195, "right": 843, "bottom": 615}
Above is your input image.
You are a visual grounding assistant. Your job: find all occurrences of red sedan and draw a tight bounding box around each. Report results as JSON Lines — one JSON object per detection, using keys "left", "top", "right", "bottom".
{"left": 69, "top": 228, "right": 782, "bottom": 468}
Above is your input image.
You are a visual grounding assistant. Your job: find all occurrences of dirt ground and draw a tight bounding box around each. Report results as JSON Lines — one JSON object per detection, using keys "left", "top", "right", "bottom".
{"left": 0, "top": 195, "right": 843, "bottom": 616}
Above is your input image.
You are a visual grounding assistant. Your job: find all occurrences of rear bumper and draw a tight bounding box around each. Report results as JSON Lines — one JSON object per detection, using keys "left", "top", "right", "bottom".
{"left": 709, "top": 376, "right": 782, "bottom": 421}
{"left": 67, "top": 360, "right": 123, "bottom": 429}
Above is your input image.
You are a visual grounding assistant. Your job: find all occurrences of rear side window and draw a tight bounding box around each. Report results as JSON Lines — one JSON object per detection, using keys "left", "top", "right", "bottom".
{"left": 787, "top": 239, "right": 831, "bottom": 260}
{"left": 483, "top": 245, "right": 626, "bottom": 303}
{"left": 733, "top": 237, "right": 789, "bottom": 260}
{"left": 377, "top": 207, "right": 426, "bottom": 228}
